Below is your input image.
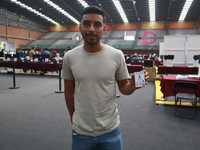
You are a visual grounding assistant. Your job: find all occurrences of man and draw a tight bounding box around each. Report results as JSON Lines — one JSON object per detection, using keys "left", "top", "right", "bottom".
{"left": 42, "top": 48, "right": 51, "bottom": 59}
{"left": 29, "top": 47, "right": 36, "bottom": 59}
{"left": 62, "top": 6, "right": 149, "bottom": 150}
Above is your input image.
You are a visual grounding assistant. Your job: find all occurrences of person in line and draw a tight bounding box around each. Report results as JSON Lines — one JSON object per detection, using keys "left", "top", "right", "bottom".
{"left": 62, "top": 6, "right": 149, "bottom": 150}
{"left": 29, "top": 47, "right": 36, "bottom": 59}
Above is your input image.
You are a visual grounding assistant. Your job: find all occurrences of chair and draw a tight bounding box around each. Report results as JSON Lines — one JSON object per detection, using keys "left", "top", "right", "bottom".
{"left": 174, "top": 81, "right": 198, "bottom": 119}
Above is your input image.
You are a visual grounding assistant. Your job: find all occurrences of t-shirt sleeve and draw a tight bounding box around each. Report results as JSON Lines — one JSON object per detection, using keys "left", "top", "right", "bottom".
{"left": 115, "top": 50, "right": 130, "bottom": 80}
{"left": 61, "top": 53, "right": 74, "bottom": 80}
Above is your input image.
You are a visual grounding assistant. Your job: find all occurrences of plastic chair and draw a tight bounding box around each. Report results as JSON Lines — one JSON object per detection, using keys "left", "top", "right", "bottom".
{"left": 174, "top": 81, "right": 198, "bottom": 119}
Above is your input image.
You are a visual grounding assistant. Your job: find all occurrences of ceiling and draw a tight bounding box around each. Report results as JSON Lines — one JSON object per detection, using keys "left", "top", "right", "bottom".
{"left": 1, "top": 0, "right": 200, "bottom": 27}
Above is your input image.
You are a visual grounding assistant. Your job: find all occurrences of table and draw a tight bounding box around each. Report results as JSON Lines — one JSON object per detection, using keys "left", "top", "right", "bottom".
{"left": 0, "top": 62, "right": 63, "bottom": 92}
{"left": 160, "top": 75, "right": 200, "bottom": 98}
{"left": 127, "top": 65, "right": 143, "bottom": 73}
{"left": 0, "top": 61, "right": 62, "bottom": 72}
{"left": 158, "top": 65, "right": 198, "bottom": 74}
{"left": 131, "top": 62, "right": 143, "bottom": 65}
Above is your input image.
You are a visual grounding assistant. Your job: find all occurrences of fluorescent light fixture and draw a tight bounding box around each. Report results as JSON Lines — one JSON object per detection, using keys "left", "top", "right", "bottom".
{"left": 179, "top": 0, "right": 193, "bottom": 21}
{"left": 112, "top": 0, "right": 129, "bottom": 23}
{"left": 148, "top": 0, "right": 155, "bottom": 22}
{"left": 10, "top": 0, "right": 59, "bottom": 25}
{"left": 77, "top": 0, "right": 89, "bottom": 8}
{"left": 44, "top": 0, "right": 80, "bottom": 24}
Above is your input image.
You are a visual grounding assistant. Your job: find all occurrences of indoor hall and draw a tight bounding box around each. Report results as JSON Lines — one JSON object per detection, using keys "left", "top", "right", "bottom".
{"left": 1, "top": 0, "right": 200, "bottom": 150}
{"left": 0, "top": 73, "right": 200, "bottom": 150}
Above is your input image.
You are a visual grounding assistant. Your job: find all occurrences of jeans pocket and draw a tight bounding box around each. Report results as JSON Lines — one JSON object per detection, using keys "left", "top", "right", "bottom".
{"left": 110, "top": 126, "right": 121, "bottom": 134}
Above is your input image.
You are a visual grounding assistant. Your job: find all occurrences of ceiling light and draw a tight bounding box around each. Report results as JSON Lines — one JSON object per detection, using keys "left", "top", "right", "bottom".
{"left": 77, "top": 0, "right": 89, "bottom": 8}
{"left": 43, "top": 0, "right": 80, "bottom": 24}
{"left": 10, "top": 0, "right": 59, "bottom": 25}
{"left": 112, "top": 0, "right": 129, "bottom": 23}
{"left": 148, "top": 0, "right": 155, "bottom": 22}
{"left": 179, "top": 0, "right": 193, "bottom": 21}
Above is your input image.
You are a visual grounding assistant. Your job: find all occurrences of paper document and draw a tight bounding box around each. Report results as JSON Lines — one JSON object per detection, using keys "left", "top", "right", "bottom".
{"left": 176, "top": 74, "right": 188, "bottom": 80}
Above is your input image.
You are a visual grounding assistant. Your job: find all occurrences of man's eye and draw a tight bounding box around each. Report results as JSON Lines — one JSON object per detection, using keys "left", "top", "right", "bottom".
{"left": 96, "top": 24, "right": 101, "bottom": 27}
{"left": 83, "top": 23, "right": 89, "bottom": 26}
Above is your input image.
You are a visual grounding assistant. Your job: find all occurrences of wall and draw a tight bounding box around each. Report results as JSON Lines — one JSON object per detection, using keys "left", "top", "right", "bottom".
{"left": 0, "top": 37, "right": 7, "bottom": 41}
{"left": 0, "top": 24, "right": 6, "bottom": 34}
{"left": 0, "top": 25, "right": 44, "bottom": 48}
{"left": 49, "top": 25, "right": 67, "bottom": 32}
{"left": 169, "top": 21, "right": 194, "bottom": 29}
{"left": 8, "top": 38, "right": 29, "bottom": 48}
{"left": 8, "top": 26, "right": 29, "bottom": 38}
{"left": 30, "top": 30, "right": 44, "bottom": 39}
{"left": 70, "top": 24, "right": 79, "bottom": 32}
{"left": 115, "top": 23, "right": 137, "bottom": 30}
{"left": 141, "top": 22, "right": 164, "bottom": 30}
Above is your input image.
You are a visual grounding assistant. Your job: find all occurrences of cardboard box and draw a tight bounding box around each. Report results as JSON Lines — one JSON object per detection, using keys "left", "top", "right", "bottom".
{"left": 143, "top": 67, "right": 155, "bottom": 81}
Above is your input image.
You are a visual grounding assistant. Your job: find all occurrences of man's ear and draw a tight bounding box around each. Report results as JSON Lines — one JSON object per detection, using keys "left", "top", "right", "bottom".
{"left": 103, "top": 24, "right": 106, "bottom": 33}
{"left": 79, "top": 24, "right": 81, "bottom": 31}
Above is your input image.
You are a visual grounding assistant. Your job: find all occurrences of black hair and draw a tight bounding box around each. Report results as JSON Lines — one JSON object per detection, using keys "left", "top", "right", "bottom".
{"left": 81, "top": 5, "right": 106, "bottom": 23}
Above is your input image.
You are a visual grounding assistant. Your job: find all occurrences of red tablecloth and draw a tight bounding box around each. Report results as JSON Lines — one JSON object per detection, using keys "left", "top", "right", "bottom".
{"left": 158, "top": 65, "right": 198, "bottom": 74}
{"left": 160, "top": 75, "right": 200, "bottom": 98}
{"left": 0, "top": 62, "right": 142, "bottom": 74}
{"left": 155, "top": 60, "right": 163, "bottom": 66}
{"left": 127, "top": 65, "right": 143, "bottom": 73}
{"left": 0, "top": 62, "right": 62, "bottom": 72}
{"left": 131, "top": 62, "right": 143, "bottom": 65}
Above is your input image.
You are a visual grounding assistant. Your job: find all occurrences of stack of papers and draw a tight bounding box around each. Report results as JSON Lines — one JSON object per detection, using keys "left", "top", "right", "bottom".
{"left": 176, "top": 74, "right": 188, "bottom": 80}
{"left": 188, "top": 75, "right": 200, "bottom": 79}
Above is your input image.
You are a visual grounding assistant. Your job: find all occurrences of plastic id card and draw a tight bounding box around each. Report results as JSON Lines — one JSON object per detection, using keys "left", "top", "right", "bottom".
{"left": 135, "top": 71, "right": 145, "bottom": 88}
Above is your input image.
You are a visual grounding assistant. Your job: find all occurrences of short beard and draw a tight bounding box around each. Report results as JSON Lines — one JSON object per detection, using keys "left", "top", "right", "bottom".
{"left": 83, "top": 35, "right": 101, "bottom": 46}
{"left": 84, "top": 39, "right": 100, "bottom": 46}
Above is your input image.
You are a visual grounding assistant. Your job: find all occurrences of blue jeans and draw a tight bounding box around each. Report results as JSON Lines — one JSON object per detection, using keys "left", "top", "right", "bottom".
{"left": 72, "top": 126, "right": 123, "bottom": 150}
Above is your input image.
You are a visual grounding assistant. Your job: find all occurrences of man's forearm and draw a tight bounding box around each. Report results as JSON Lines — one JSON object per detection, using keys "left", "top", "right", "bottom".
{"left": 65, "top": 94, "right": 75, "bottom": 123}
{"left": 119, "top": 82, "right": 136, "bottom": 95}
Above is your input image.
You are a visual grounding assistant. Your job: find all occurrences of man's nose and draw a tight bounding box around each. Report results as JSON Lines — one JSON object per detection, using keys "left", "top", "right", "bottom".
{"left": 89, "top": 25, "right": 95, "bottom": 32}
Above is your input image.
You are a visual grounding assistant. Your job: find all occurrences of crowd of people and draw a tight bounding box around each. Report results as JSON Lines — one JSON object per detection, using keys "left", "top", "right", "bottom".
{"left": 0, "top": 47, "right": 71, "bottom": 62}
{"left": 125, "top": 52, "right": 159, "bottom": 64}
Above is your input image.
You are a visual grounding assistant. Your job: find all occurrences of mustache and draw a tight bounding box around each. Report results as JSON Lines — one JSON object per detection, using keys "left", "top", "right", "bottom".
{"left": 86, "top": 33, "right": 97, "bottom": 36}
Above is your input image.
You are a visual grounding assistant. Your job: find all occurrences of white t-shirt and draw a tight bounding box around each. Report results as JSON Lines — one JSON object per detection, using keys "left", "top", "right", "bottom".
{"left": 62, "top": 44, "right": 129, "bottom": 137}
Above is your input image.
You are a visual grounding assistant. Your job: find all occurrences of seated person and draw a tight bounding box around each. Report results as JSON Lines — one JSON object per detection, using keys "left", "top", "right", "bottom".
{"left": 126, "top": 55, "right": 132, "bottom": 64}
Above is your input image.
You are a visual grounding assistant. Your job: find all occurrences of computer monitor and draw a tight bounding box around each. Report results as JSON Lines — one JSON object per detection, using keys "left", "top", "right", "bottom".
{"left": 193, "top": 55, "right": 200, "bottom": 61}
{"left": 12, "top": 54, "right": 21, "bottom": 62}
{"left": 5, "top": 54, "right": 12, "bottom": 61}
{"left": 164, "top": 55, "right": 174, "bottom": 60}
{"left": 144, "top": 60, "right": 153, "bottom": 67}
{"left": 33, "top": 54, "right": 40, "bottom": 62}
{"left": 150, "top": 57, "right": 155, "bottom": 60}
